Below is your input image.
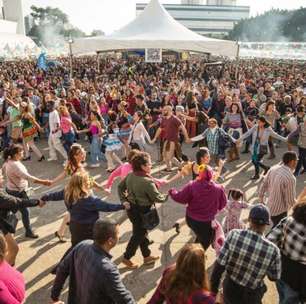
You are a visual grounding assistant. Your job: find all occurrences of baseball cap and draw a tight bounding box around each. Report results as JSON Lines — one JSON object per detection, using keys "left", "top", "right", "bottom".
{"left": 249, "top": 204, "right": 270, "bottom": 225}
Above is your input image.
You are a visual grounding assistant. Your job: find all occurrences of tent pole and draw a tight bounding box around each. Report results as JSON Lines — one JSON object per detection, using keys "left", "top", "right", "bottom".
{"left": 235, "top": 41, "right": 240, "bottom": 83}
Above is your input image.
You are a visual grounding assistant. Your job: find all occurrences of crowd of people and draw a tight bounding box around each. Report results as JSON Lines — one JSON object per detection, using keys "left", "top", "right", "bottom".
{"left": 0, "top": 55, "right": 305, "bottom": 304}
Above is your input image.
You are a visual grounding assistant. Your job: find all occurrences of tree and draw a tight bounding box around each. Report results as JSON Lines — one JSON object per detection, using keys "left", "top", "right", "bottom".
{"left": 227, "top": 7, "right": 306, "bottom": 42}
{"left": 90, "top": 29, "right": 105, "bottom": 37}
{"left": 28, "top": 5, "right": 86, "bottom": 46}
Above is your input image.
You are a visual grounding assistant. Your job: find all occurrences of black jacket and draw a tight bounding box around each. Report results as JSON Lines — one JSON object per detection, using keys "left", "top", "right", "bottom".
{"left": 0, "top": 190, "right": 39, "bottom": 233}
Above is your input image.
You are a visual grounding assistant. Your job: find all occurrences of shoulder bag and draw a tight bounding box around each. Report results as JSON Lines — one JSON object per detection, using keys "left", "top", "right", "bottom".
{"left": 129, "top": 122, "right": 140, "bottom": 150}
{"left": 129, "top": 178, "right": 160, "bottom": 230}
{"left": 0, "top": 211, "right": 18, "bottom": 234}
{"left": 139, "top": 203, "right": 160, "bottom": 231}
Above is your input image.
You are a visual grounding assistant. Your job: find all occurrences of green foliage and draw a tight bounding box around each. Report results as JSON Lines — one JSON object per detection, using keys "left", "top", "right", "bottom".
{"left": 90, "top": 29, "right": 105, "bottom": 37}
{"left": 228, "top": 7, "right": 306, "bottom": 42}
{"left": 28, "top": 5, "right": 86, "bottom": 46}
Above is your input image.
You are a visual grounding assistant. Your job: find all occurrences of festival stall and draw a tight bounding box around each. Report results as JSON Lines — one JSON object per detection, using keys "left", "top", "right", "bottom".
{"left": 71, "top": 0, "right": 238, "bottom": 58}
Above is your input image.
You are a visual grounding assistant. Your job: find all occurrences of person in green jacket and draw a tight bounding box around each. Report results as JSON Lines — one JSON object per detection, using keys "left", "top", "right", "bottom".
{"left": 118, "top": 151, "right": 168, "bottom": 270}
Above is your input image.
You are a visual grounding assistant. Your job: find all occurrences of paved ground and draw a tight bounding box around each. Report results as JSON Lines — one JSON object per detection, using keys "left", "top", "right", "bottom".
{"left": 9, "top": 140, "right": 305, "bottom": 304}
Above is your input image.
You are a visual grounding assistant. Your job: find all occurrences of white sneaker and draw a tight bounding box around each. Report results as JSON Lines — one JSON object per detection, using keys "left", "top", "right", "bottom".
{"left": 47, "top": 158, "right": 58, "bottom": 162}
{"left": 89, "top": 164, "right": 100, "bottom": 168}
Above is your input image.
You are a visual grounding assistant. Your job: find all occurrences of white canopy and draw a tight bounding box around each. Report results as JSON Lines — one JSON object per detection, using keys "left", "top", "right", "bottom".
{"left": 0, "top": 32, "right": 39, "bottom": 58}
{"left": 72, "top": 0, "right": 237, "bottom": 57}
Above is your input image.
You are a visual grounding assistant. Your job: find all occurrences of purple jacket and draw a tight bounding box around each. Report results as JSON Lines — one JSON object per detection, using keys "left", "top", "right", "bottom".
{"left": 169, "top": 179, "right": 227, "bottom": 222}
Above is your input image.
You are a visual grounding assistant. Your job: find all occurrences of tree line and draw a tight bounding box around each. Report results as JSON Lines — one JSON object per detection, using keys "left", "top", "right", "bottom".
{"left": 27, "top": 6, "right": 104, "bottom": 47}
{"left": 228, "top": 7, "right": 306, "bottom": 42}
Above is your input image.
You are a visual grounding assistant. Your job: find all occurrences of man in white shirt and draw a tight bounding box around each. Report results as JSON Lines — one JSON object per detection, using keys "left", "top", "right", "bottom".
{"left": 47, "top": 101, "right": 67, "bottom": 162}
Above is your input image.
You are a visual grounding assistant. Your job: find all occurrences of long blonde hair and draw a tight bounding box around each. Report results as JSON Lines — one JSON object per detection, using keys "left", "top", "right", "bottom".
{"left": 64, "top": 172, "right": 90, "bottom": 207}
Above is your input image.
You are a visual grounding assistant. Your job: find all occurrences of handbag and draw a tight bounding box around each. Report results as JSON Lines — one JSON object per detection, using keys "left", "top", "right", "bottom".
{"left": 129, "top": 122, "right": 141, "bottom": 150}
{"left": 1, "top": 211, "right": 18, "bottom": 234}
{"left": 139, "top": 204, "right": 160, "bottom": 231}
{"left": 217, "top": 128, "right": 232, "bottom": 157}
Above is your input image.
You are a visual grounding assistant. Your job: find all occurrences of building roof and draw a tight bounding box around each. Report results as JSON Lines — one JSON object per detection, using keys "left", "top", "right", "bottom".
{"left": 72, "top": 0, "right": 237, "bottom": 57}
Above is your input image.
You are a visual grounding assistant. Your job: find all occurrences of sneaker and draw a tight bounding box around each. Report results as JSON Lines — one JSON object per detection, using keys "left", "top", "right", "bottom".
{"left": 121, "top": 258, "right": 139, "bottom": 270}
{"left": 25, "top": 231, "right": 39, "bottom": 239}
{"left": 143, "top": 256, "right": 159, "bottom": 265}
{"left": 89, "top": 164, "right": 100, "bottom": 168}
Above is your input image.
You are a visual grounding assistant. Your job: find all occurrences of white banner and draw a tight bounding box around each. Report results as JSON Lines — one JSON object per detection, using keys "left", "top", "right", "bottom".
{"left": 145, "top": 48, "right": 162, "bottom": 63}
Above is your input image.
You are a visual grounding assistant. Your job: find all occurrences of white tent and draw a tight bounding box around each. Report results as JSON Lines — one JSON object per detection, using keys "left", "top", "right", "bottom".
{"left": 0, "top": 32, "right": 39, "bottom": 58}
{"left": 72, "top": 0, "right": 237, "bottom": 57}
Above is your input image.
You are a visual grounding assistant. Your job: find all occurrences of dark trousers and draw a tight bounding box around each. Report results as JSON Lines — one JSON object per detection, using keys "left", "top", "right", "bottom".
{"left": 124, "top": 205, "right": 151, "bottom": 260}
{"left": 186, "top": 216, "right": 214, "bottom": 250}
{"left": 268, "top": 137, "right": 275, "bottom": 156}
{"left": 52, "top": 221, "right": 94, "bottom": 274}
{"left": 223, "top": 276, "right": 267, "bottom": 304}
{"left": 6, "top": 189, "right": 32, "bottom": 234}
{"left": 252, "top": 153, "right": 269, "bottom": 176}
{"left": 69, "top": 221, "right": 93, "bottom": 247}
{"left": 271, "top": 212, "right": 287, "bottom": 228}
{"left": 295, "top": 147, "right": 306, "bottom": 175}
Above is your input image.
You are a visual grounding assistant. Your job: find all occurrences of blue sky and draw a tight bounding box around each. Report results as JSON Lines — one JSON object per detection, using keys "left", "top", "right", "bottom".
{"left": 23, "top": 0, "right": 306, "bottom": 34}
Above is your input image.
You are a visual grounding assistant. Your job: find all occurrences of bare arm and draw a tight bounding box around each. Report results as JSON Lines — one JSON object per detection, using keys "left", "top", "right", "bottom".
{"left": 51, "top": 171, "right": 66, "bottom": 185}
{"left": 179, "top": 123, "right": 189, "bottom": 142}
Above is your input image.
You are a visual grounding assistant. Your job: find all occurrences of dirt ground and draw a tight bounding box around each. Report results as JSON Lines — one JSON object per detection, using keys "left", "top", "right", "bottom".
{"left": 10, "top": 140, "right": 305, "bottom": 304}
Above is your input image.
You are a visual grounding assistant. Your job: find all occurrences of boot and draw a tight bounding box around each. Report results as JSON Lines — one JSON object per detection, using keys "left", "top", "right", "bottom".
{"left": 268, "top": 141, "right": 275, "bottom": 159}
{"left": 227, "top": 149, "right": 234, "bottom": 162}
{"left": 232, "top": 146, "right": 240, "bottom": 161}
{"left": 242, "top": 142, "right": 250, "bottom": 154}
{"left": 268, "top": 154, "right": 276, "bottom": 160}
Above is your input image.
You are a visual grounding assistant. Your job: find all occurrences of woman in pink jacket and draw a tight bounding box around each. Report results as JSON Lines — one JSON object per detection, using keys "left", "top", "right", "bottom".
{"left": 0, "top": 235, "right": 25, "bottom": 304}
{"left": 169, "top": 165, "right": 227, "bottom": 250}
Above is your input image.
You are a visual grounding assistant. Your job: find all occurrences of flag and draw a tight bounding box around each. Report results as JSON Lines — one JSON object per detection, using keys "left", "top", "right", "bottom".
{"left": 37, "top": 53, "right": 48, "bottom": 71}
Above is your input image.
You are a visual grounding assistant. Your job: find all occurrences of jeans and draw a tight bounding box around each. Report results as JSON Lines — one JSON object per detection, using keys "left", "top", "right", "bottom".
{"left": 295, "top": 147, "right": 306, "bottom": 175}
{"left": 276, "top": 280, "right": 302, "bottom": 304}
{"left": 124, "top": 205, "right": 151, "bottom": 260}
{"left": 252, "top": 153, "right": 269, "bottom": 175}
{"left": 90, "top": 135, "right": 105, "bottom": 164}
{"left": 186, "top": 216, "right": 214, "bottom": 250}
{"left": 6, "top": 189, "right": 32, "bottom": 234}
{"left": 62, "top": 131, "right": 75, "bottom": 153}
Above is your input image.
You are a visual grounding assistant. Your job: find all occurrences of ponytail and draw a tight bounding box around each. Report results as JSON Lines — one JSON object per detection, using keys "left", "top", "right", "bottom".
{"left": 3, "top": 144, "right": 23, "bottom": 162}
{"left": 228, "top": 188, "right": 244, "bottom": 201}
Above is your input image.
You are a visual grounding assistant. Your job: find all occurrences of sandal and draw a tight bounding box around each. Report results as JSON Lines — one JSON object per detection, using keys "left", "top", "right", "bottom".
{"left": 55, "top": 231, "right": 67, "bottom": 243}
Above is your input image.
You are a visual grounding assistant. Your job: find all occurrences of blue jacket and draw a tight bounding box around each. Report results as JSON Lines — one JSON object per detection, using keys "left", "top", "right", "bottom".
{"left": 51, "top": 240, "right": 135, "bottom": 304}
{"left": 41, "top": 190, "right": 124, "bottom": 225}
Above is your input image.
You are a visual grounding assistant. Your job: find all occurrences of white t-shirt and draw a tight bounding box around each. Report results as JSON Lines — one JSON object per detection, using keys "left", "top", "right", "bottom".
{"left": 49, "top": 110, "right": 61, "bottom": 137}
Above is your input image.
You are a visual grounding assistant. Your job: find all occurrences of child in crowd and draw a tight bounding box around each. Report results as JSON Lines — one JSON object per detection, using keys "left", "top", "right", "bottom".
{"left": 223, "top": 188, "right": 249, "bottom": 235}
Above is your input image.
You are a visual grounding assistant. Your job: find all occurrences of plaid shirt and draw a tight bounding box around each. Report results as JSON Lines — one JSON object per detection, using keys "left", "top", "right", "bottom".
{"left": 205, "top": 129, "right": 220, "bottom": 155}
{"left": 217, "top": 229, "right": 281, "bottom": 290}
{"left": 267, "top": 216, "right": 306, "bottom": 265}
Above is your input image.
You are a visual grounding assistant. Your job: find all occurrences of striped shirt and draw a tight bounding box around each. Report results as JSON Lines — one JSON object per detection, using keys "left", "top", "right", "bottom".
{"left": 258, "top": 164, "right": 296, "bottom": 216}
